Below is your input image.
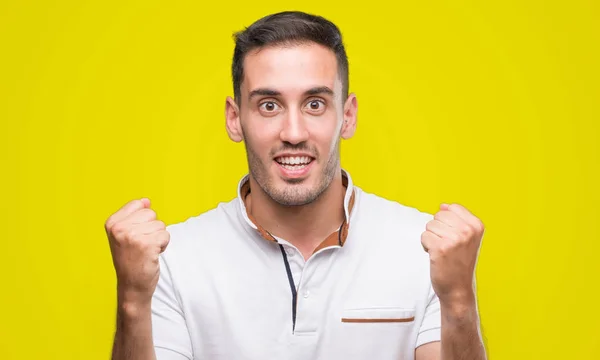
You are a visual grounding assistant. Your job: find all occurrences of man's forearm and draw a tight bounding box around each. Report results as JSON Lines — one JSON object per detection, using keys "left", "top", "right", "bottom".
{"left": 440, "top": 298, "right": 487, "bottom": 360}
{"left": 111, "top": 300, "right": 156, "bottom": 360}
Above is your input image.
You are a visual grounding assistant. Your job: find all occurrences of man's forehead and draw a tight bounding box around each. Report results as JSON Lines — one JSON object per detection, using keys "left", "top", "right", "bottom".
{"left": 242, "top": 43, "right": 340, "bottom": 95}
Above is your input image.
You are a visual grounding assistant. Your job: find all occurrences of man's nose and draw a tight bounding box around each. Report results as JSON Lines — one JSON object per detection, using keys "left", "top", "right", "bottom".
{"left": 279, "top": 108, "right": 309, "bottom": 145}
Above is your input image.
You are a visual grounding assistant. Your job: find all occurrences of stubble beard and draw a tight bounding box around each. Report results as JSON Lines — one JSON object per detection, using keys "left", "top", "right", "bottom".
{"left": 242, "top": 126, "right": 341, "bottom": 207}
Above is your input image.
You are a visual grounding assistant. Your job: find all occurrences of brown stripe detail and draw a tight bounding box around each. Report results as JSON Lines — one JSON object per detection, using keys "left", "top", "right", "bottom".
{"left": 240, "top": 180, "right": 251, "bottom": 201}
{"left": 241, "top": 180, "right": 276, "bottom": 242}
{"left": 339, "top": 221, "right": 349, "bottom": 247}
{"left": 312, "top": 230, "right": 340, "bottom": 254}
{"left": 241, "top": 173, "right": 356, "bottom": 246}
{"left": 347, "top": 188, "right": 356, "bottom": 214}
{"left": 341, "top": 317, "right": 415, "bottom": 323}
{"left": 338, "top": 189, "right": 355, "bottom": 246}
{"left": 253, "top": 217, "right": 277, "bottom": 242}
{"left": 311, "top": 186, "right": 356, "bottom": 253}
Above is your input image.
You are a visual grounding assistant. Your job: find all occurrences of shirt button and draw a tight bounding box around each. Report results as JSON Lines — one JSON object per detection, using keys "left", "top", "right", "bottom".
{"left": 286, "top": 248, "right": 294, "bottom": 256}
{"left": 303, "top": 290, "right": 310, "bottom": 298}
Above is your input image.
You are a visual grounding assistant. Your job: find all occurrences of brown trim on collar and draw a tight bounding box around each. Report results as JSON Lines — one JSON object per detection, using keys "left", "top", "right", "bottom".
{"left": 241, "top": 176, "right": 356, "bottom": 254}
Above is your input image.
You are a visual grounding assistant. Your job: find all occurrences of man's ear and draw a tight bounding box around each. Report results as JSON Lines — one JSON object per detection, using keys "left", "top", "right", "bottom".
{"left": 341, "top": 93, "right": 358, "bottom": 139}
{"left": 225, "top": 96, "right": 243, "bottom": 142}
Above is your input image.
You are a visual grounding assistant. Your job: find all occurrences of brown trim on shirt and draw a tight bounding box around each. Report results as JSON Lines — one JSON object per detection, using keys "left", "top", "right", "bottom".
{"left": 341, "top": 317, "right": 415, "bottom": 323}
{"left": 241, "top": 175, "right": 355, "bottom": 253}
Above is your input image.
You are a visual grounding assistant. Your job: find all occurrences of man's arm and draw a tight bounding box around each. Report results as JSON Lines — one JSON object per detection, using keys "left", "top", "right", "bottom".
{"left": 418, "top": 203, "right": 488, "bottom": 360}
{"left": 415, "top": 297, "right": 486, "bottom": 360}
{"left": 110, "top": 256, "right": 194, "bottom": 360}
{"left": 104, "top": 198, "right": 171, "bottom": 360}
{"left": 111, "top": 299, "right": 156, "bottom": 360}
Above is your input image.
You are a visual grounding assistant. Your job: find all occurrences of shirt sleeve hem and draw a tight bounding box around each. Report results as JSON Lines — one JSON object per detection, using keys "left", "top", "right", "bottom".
{"left": 415, "top": 327, "right": 441, "bottom": 348}
{"left": 154, "top": 344, "right": 193, "bottom": 360}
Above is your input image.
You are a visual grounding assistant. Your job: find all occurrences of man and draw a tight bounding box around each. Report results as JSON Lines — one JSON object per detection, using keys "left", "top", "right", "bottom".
{"left": 106, "top": 11, "right": 487, "bottom": 360}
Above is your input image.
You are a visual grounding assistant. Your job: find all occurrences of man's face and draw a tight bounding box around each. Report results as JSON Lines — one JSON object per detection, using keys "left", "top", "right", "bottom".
{"left": 227, "top": 43, "right": 356, "bottom": 206}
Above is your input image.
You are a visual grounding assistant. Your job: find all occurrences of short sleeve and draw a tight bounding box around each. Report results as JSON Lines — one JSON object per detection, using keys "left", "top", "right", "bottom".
{"left": 152, "top": 253, "right": 193, "bottom": 360}
{"left": 416, "top": 285, "right": 442, "bottom": 348}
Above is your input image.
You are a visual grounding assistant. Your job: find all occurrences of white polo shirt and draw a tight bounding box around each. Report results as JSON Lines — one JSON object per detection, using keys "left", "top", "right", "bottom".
{"left": 153, "top": 170, "right": 441, "bottom": 360}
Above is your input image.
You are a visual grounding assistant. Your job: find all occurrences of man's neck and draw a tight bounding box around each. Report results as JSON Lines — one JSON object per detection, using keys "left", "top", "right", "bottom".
{"left": 246, "top": 171, "right": 346, "bottom": 259}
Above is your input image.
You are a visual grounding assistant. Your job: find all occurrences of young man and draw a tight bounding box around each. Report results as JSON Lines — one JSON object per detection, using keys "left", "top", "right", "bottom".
{"left": 106, "top": 11, "right": 487, "bottom": 360}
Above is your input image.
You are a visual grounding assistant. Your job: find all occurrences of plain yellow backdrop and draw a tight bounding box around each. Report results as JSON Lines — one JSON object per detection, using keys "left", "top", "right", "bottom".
{"left": 1, "top": 0, "right": 598, "bottom": 359}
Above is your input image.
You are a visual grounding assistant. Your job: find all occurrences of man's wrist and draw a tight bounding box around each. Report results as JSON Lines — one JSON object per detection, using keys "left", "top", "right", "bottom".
{"left": 118, "top": 299, "right": 152, "bottom": 320}
{"left": 117, "top": 286, "right": 152, "bottom": 320}
{"left": 440, "top": 291, "right": 478, "bottom": 323}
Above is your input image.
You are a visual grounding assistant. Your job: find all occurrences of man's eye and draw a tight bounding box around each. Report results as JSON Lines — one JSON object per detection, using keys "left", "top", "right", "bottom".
{"left": 306, "top": 100, "right": 324, "bottom": 111}
{"left": 260, "top": 101, "right": 279, "bottom": 112}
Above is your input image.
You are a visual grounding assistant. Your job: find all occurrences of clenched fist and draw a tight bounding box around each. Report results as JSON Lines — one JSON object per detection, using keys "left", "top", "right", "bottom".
{"left": 421, "top": 203, "right": 484, "bottom": 305}
{"left": 105, "top": 198, "right": 170, "bottom": 306}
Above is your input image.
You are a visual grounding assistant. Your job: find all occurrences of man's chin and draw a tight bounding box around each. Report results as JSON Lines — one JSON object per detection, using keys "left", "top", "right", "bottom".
{"left": 273, "top": 195, "right": 315, "bottom": 207}
{"left": 268, "top": 184, "right": 317, "bottom": 206}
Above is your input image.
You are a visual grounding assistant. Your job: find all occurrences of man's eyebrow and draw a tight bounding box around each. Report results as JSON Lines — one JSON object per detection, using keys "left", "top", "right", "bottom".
{"left": 248, "top": 88, "right": 281, "bottom": 100}
{"left": 248, "top": 86, "right": 335, "bottom": 100}
{"left": 304, "top": 86, "right": 334, "bottom": 96}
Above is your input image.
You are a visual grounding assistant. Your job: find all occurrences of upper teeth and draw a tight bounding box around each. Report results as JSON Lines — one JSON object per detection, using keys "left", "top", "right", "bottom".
{"left": 277, "top": 156, "right": 311, "bottom": 165}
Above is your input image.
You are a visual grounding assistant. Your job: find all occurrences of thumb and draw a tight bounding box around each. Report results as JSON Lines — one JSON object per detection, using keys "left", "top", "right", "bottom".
{"left": 440, "top": 203, "right": 450, "bottom": 211}
{"left": 140, "top": 197, "right": 151, "bottom": 208}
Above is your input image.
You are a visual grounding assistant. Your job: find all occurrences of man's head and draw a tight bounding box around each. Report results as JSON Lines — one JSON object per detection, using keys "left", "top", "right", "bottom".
{"left": 225, "top": 11, "right": 358, "bottom": 206}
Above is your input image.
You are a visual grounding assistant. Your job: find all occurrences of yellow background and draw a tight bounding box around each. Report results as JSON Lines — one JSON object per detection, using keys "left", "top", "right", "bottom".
{"left": 1, "top": 0, "right": 598, "bottom": 359}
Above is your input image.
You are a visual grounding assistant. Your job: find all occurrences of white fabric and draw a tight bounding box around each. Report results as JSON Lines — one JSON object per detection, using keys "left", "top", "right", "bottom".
{"left": 152, "top": 170, "right": 441, "bottom": 360}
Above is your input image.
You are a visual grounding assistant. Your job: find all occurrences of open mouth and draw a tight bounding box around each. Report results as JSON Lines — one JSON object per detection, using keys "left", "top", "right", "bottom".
{"left": 274, "top": 156, "right": 314, "bottom": 171}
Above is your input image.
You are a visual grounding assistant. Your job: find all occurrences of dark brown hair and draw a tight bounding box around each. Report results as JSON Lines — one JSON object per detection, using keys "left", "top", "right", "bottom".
{"left": 231, "top": 11, "right": 349, "bottom": 103}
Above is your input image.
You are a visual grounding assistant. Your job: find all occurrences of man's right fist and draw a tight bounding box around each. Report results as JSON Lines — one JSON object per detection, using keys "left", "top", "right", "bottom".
{"left": 105, "top": 198, "right": 170, "bottom": 305}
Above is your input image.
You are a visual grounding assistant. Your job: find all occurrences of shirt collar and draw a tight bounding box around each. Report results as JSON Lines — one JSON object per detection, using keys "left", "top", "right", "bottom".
{"left": 237, "top": 169, "right": 356, "bottom": 251}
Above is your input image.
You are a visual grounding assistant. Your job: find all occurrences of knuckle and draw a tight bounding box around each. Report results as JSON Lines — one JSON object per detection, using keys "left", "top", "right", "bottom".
{"left": 441, "top": 232, "right": 452, "bottom": 241}
{"left": 142, "top": 208, "right": 157, "bottom": 221}
{"left": 125, "top": 229, "right": 147, "bottom": 247}
{"left": 423, "top": 230, "right": 436, "bottom": 241}
{"left": 476, "top": 220, "right": 485, "bottom": 233}
{"left": 123, "top": 228, "right": 137, "bottom": 243}
{"left": 461, "top": 224, "right": 472, "bottom": 236}
{"left": 449, "top": 203, "right": 462, "bottom": 212}
{"left": 105, "top": 218, "right": 114, "bottom": 232}
{"left": 436, "top": 244, "right": 449, "bottom": 256}
{"left": 156, "top": 231, "right": 170, "bottom": 249}
{"left": 111, "top": 222, "right": 127, "bottom": 236}
{"left": 425, "top": 221, "right": 434, "bottom": 232}
{"left": 447, "top": 232, "right": 461, "bottom": 243}
{"left": 430, "top": 251, "right": 442, "bottom": 262}
{"left": 123, "top": 200, "right": 143, "bottom": 216}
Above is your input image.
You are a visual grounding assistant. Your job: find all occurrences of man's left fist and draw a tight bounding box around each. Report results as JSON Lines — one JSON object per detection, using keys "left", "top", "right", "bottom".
{"left": 421, "top": 203, "right": 485, "bottom": 305}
